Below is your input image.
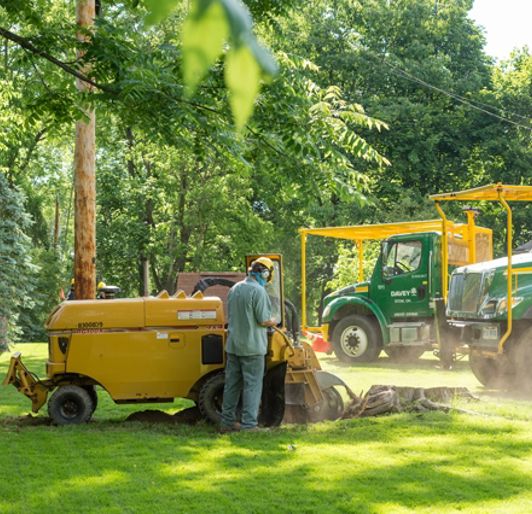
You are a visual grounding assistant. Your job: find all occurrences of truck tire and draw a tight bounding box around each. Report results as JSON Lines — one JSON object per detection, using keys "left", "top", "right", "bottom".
{"left": 332, "top": 315, "right": 382, "bottom": 363}
{"left": 469, "top": 349, "right": 511, "bottom": 388}
{"left": 384, "top": 346, "right": 425, "bottom": 362}
{"left": 48, "top": 385, "right": 94, "bottom": 425}
{"left": 512, "top": 327, "right": 532, "bottom": 391}
{"left": 198, "top": 372, "right": 225, "bottom": 424}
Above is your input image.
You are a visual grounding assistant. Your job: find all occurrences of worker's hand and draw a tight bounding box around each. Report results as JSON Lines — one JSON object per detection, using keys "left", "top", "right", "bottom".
{"left": 260, "top": 318, "right": 276, "bottom": 327}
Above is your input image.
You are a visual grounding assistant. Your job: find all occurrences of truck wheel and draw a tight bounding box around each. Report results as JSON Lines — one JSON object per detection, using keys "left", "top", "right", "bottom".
{"left": 512, "top": 327, "right": 532, "bottom": 391}
{"left": 469, "top": 350, "right": 511, "bottom": 388}
{"left": 198, "top": 373, "right": 225, "bottom": 424}
{"left": 48, "top": 385, "right": 94, "bottom": 425}
{"left": 384, "top": 347, "right": 425, "bottom": 362}
{"left": 332, "top": 315, "right": 381, "bottom": 363}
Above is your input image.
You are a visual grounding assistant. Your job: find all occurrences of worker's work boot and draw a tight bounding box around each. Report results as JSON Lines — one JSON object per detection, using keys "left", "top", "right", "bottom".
{"left": 218, "top": 422, "right": 241, "bottom": 434}
{"left": 240, "top": 426, "right": 269, "bottom": 433}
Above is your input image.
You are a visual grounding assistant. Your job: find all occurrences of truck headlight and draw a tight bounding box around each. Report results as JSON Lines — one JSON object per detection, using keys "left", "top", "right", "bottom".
{"left": 496, "top": 297, "right": 523, "bottom": 315}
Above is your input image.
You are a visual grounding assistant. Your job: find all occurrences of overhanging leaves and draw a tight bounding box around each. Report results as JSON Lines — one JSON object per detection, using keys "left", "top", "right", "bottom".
{"left": 225, "top": 45, "right": 260, "bottom": 130}
{"left": 180, "top": 0, "right": 277, "bottom": 128}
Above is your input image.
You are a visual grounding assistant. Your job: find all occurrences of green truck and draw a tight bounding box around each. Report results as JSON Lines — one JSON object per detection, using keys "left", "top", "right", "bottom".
{"left": 446, "top": 252, "right": 532, "bottom": 387}
{"left": 431, "top": 183, "right": 532, "bottom": 389}
{"left": 300, "top": 216, "right": 492, "bottom": 364}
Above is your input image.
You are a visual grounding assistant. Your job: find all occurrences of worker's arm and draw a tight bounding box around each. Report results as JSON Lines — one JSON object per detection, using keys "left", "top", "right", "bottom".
{"left": 253, "top": 287, "right": 276, "bottom": 327}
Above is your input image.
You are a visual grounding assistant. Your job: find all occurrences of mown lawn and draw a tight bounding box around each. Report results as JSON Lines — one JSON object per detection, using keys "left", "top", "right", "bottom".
{"left": 1, "top": 343, "right": 531, "bottom": 513}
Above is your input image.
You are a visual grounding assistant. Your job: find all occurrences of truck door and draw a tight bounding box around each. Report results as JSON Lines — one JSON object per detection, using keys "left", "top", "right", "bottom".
{"left": 377, "top": 235, "right": 432, "bottom": 321}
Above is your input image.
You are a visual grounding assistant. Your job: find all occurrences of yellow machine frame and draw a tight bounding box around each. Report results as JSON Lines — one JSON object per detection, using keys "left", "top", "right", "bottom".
{"left": 430, "top": 183, "right": 532, "bottom": 354}
{"left": 300, "top": 218, "right": 492, "bottom": 333}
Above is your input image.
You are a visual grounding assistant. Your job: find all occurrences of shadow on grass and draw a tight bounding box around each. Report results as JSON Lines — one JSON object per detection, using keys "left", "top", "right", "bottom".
{"left": 1, "top": 412, "right": 529, "bottom": 513}
{"left": 1, "top": 345, "right": 531, "bottom": 512}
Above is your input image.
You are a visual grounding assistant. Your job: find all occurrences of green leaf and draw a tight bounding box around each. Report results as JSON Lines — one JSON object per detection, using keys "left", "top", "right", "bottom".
{"left": 225, "top": 46, "right": 261, "bottom": 130}
{"left": 143, "top": 0, "right": 180, "bottom": 26}
{"left": 219, "top": 0, "right": 253, "bottom": 39}
{"left": 246, "top": 37, "right": 278, "bottom": 77}
{"left": 182, "top": 1, "right": 229, "bottom": 95}
{"left": 219, "top": 0, "right": 277, "bottom": 76}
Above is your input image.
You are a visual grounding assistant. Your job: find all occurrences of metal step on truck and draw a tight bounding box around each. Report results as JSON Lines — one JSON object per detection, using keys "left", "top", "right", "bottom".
{"left": 430, "top": 183, "right": 532, "bottom": 389}
{"left": 300, "top": 215, "right": 492, "bottom": 366}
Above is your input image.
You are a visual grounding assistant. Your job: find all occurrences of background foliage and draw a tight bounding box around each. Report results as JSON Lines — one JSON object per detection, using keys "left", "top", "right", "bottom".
{"left": 0, "top": 0, "right": 530, "bottom": 342}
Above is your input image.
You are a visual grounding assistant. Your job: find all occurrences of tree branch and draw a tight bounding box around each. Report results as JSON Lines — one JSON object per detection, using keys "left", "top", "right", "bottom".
{"left": 0, "top": 26, "right": 230, "bottom": 116}
{"left": 0, "top": 26, "right": 115, "bottom": 93}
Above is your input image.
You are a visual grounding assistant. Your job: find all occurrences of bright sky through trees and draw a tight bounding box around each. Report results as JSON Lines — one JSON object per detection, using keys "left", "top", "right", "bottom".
{"left": 470, "top": 0, "right": 532, "bottom": 60}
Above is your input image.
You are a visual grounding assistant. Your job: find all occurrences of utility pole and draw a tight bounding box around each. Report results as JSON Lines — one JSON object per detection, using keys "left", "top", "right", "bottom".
{"left": 74, "top": 0, "right": 96, "bottom": 300}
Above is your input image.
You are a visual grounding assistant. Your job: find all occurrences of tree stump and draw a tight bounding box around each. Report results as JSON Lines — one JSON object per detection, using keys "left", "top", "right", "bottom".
{"left": 343, "top": 385, "right": 478, "bottom": 418}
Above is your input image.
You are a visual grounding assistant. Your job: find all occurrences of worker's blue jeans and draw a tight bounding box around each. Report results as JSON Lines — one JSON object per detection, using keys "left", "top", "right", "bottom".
{"left": 221, "top": 353, "right": 265, "bottom": 430}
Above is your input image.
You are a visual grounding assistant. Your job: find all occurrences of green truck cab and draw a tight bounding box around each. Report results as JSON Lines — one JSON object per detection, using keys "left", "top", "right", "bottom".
{"left": 322, "top": 232, "right": 444, "bottom": 363}
{"left": 446, "top": 252, "right": 532, "bottom": 387}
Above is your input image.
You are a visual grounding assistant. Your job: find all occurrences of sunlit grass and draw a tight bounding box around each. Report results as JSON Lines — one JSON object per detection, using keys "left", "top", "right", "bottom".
{"left": 1, "top": 343, "right": 531, "bottom": 513}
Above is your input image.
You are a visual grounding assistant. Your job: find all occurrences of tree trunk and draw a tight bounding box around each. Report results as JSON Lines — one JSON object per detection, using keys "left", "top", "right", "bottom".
{"left": 74, "top": 0, "right": 96, "bottom": 300}
{"left": 0, "top": 316, "right": 8, "bottom": 353}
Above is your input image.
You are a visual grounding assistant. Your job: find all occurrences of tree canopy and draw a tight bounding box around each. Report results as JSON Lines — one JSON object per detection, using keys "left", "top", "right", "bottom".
{"left": 0, "top": 0, "right": 530, "bottom": 342}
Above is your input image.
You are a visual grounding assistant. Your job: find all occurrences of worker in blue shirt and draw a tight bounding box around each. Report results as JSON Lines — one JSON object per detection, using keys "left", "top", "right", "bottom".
{"left": 220, "top": 257, "right": 276, "bottom": 433}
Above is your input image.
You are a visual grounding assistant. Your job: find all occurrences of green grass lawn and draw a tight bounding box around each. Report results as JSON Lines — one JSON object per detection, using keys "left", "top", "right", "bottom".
{"left": 1, "top": 344, "right": 531, "bottom": 513}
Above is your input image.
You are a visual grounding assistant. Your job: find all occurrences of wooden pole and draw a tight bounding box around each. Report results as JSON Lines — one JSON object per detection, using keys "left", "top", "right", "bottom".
{"left": 53, "top": 195, "right": 60, "bottom": 250}
{"left": 142, "top": 257, "right": 150, "bottom": 297}
{"left": 74, "top": 0, "right": 96, "bottom": 300}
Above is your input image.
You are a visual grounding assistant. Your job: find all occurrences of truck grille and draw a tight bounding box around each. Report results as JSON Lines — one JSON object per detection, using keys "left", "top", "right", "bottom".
{"left": 448, "top": 272, "right": 483, "bottom": 313}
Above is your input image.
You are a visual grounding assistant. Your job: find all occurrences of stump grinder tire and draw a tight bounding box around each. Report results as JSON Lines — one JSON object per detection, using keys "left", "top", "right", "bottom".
{"left": 469, "top": 349, "right": 512, "bottom": 389}
{"left": 48, "top": 385, "right": 95, "bottom": 425}
{"left": 332, "top": 315, "right": 381, "bottom": 363}
{"left": 384, "top": 346, "right": 425, "bottom": 363}
{"left": 83, "top": 385, "right": 98, "bottom": 415}
{"left": 198, "top": 372, "right": 225, "bottom": 425}
{"left": 198, "top": 365, "right": 287, "bottom": 427}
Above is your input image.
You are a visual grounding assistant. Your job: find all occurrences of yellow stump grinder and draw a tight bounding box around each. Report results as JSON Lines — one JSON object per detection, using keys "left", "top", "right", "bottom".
{"left": 3, "top": 255, "right": 354, "bottom": 426}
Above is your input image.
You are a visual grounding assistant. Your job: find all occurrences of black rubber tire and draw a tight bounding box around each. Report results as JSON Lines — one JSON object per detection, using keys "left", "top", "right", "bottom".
{"left": 308, "top": 387, "right": 344, "bottom": 422}
{"left": 198, "top": 373, "right": 226, "bottom": 424}
{"left": 48, "top": 385, "right": 94, "bottom": 425}
{"left": 83, "top": 385, "right": 98, "bottom": 415}
{"left": 511, "top": 327, "right": 532, "bottom": 391}
{"left": 469, "top": 349, "right": 512, "bottom": 389}
{"left": 331, "top": 315, "right": 382, "bottom": 363}
{"left": 384, "top": 346, "right": 425, "bottom": 363}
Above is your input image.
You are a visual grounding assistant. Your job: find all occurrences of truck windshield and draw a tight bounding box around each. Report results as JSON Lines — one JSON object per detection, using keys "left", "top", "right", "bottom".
{"left": 384, "top": 240, "right": 422, "bottom": 277}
